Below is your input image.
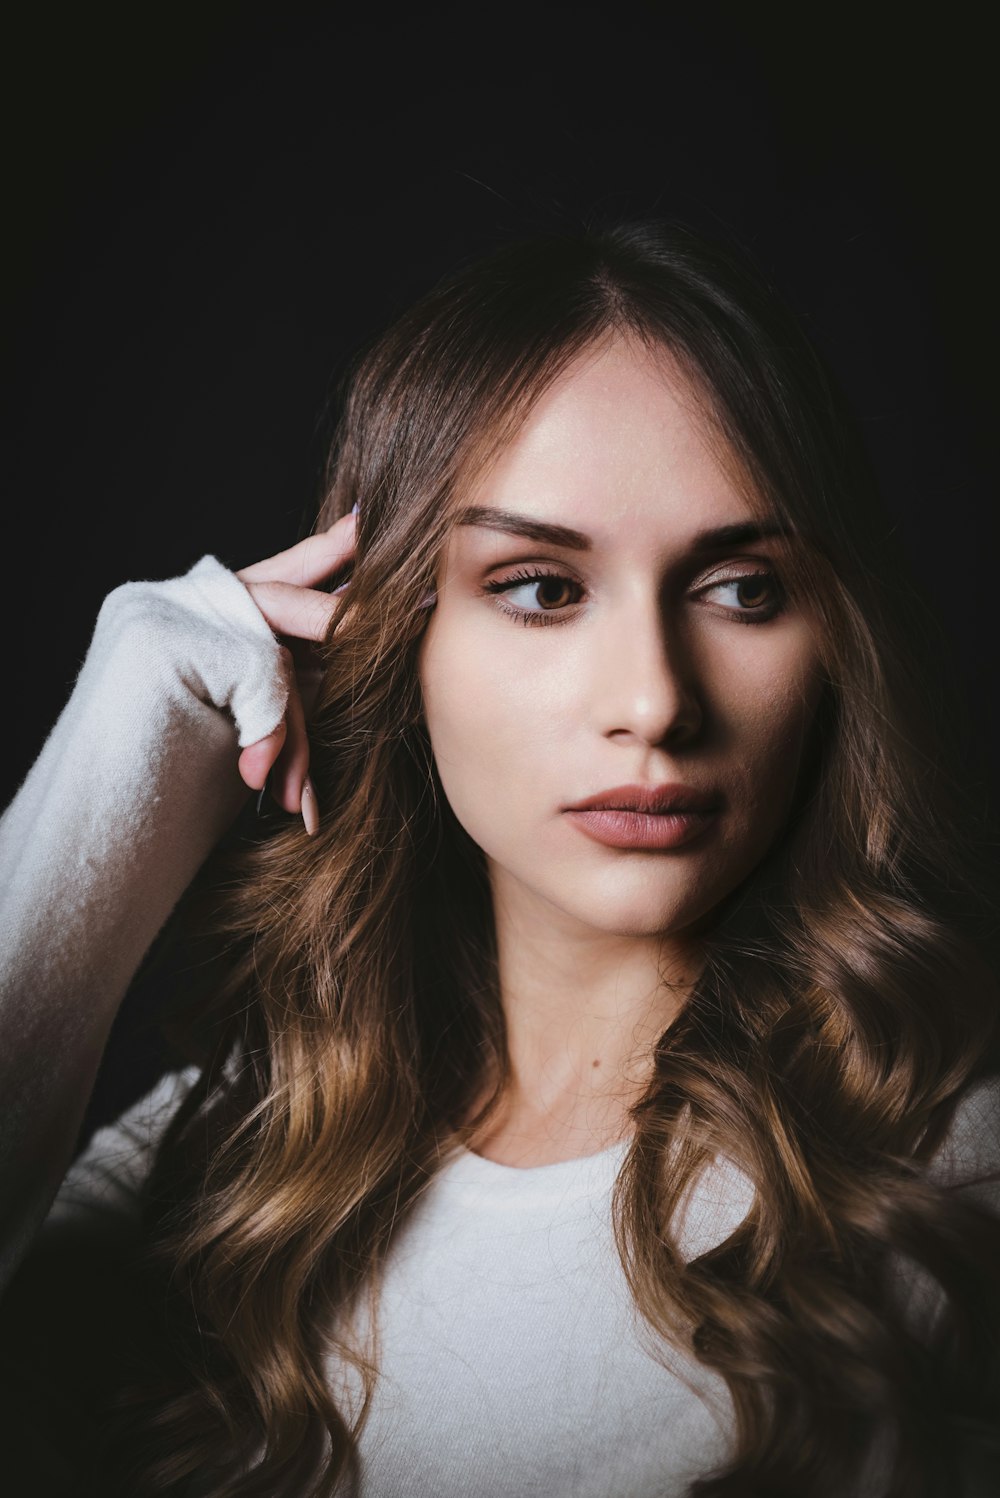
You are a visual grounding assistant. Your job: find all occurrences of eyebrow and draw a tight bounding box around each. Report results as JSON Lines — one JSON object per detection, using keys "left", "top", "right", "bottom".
{"left": 456, "top": 505, "right": 796, "bottom": 553}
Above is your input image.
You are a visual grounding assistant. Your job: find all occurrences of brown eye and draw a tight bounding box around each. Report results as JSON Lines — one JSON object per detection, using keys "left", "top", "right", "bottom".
{"left": 699, "top": 568, "right": 784, "bottom": 622}
{"left": 482, "top": 567, "right": 585, "bottom": 627}
{"left": 534, "top": 575, "right": 576, "bottom": 609}
{"left": 735, "top": 575, "right": 771, "bottom": 608}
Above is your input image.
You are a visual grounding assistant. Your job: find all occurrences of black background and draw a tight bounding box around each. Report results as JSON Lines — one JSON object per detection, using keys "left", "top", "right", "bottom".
{"left": 6, "top": 3, "right": 996, "bottom": 920}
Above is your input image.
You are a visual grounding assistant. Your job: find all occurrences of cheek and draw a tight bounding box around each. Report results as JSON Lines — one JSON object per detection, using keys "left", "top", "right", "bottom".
{"left": 723, "top": 657, "right": 824, "bottom": 829}
{"left": 418, "top": 592, "right": 580, "bottom": 755}
{"left": 417, "top": 622, "right": 545, "bottom": 826}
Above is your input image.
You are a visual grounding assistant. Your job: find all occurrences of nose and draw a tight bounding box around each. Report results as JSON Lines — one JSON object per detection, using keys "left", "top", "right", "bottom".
{"left": 591, "top": 587, "right": 703, "bottom": 747}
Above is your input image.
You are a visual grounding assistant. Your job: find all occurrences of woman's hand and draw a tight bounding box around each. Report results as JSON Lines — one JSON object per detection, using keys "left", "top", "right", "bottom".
{"left": 234, "top": 510, "right": 357, "bottom": 831}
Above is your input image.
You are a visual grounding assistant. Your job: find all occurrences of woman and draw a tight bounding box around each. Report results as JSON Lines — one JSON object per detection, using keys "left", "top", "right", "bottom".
{"left": 1, "top": 221, "right": 998, "bottom": 1496}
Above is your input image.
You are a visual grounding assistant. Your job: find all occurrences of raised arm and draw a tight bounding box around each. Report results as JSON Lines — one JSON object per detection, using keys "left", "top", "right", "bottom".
{"left": 0, "top": 517, "right": 356, "bottom": 1291}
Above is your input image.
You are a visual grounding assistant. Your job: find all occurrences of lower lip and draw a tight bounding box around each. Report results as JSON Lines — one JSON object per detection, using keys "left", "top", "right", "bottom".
{"left": 565, "top": 807, "right": 719, "bottom": 850}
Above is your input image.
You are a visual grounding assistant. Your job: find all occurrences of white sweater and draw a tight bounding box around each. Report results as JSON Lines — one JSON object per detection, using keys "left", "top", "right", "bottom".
{"left": 2, "top": 555, "right": 998, "bottom": 1496}
{"left": 47, "top": 1066, "right": 746, "bottom": 1498}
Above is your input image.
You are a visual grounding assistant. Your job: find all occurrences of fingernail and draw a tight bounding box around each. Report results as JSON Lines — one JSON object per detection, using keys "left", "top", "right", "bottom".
{"left": 301, "top": 776, "right": 320, "bottom": 836}
{"left": 256, "top": 772, "right": 271, "bottom": 817}
{"left": 350, "top": 501, "right": 360, "bottom": 516}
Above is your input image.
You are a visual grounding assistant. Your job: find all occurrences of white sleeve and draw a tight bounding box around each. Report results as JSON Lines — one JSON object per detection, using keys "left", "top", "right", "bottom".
{"left": 42, "top": 1066, "right": 202, "bottom": 1239}
{"left": 0, "top": 554, "right": 290, "bottom": 1288}
{"left": 924, "top": 1075, "right": 1000, "bottom": 1498}
{"left": 888, "top": 1074, "right": 1000, "bottom": 1341}
{"left": 855, "top": 1080, "right": 1000, "bottom": 1498}
{"left": 923, "top": 1073, "right": 1000, "bottom": 1212}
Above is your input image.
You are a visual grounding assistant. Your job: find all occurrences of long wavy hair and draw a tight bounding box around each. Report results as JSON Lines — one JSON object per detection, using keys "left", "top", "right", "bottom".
{"left": 102, "top": 222, "right": 1000, "bottom": 1496}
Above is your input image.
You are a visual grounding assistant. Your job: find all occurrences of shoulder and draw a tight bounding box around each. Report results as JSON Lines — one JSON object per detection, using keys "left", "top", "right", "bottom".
{"left": 42, "top": 1066, "right": 202, "bottom": 1239}
{"left": 923, "top": 1073, "right": 1000, "bottom": 1214}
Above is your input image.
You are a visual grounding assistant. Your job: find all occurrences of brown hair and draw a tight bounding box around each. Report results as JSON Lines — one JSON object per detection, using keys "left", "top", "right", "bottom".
{"left": 107, "top": 222, "right": 1000, "bottom": 1496}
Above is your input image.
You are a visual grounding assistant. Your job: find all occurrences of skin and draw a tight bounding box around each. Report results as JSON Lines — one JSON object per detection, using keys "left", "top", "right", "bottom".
{"left": 234, "top": 519, "right": 358, "bottom": 826}
{"left": 234, "top": 333, "right": 824, "bottom": 1166}
{"left": 416, "top": 336, "right": 825, "bottom": 1163}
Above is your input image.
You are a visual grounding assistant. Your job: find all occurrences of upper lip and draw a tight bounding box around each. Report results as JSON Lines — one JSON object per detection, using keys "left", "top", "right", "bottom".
{"left": 565, "top": 783, "right": 721, "bottom": 814}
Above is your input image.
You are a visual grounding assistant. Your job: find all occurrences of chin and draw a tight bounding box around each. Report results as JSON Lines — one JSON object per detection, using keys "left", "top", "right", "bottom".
{"left": 545, "top": 882, "right": 724, "bottom": 941}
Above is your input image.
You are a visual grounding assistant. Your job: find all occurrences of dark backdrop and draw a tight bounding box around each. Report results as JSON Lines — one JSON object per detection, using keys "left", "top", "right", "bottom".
{"left": 5, "top": 0, "right": 996, "bottom": 1128}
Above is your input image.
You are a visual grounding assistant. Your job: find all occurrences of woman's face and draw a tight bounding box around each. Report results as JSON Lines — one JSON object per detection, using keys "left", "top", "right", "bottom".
{"left": 417, "top": 335, "right": 825, "bottom": 944}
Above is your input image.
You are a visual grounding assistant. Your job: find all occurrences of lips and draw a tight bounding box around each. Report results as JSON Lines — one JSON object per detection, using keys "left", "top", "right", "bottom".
{"left": 564, "top": 783, "right": 721, "bottom": 815}
{"left": 562, "top": 784, "right": 722, "bottom": 850}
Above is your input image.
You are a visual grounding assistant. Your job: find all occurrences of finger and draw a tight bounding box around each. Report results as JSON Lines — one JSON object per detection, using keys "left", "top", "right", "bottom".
{"left": 281, "top": 635, "right": 329, "bottom": 719}
{"left": 268, "top": 677, "right": 311, "bottom": 815}
{"left": 238, "top": 716, "right": 288, "bottom": 791}
{"left": 297, "top": 659, "right": 325, "bottom": 721}
{"left": 237, "top": 512, "right": 357, "bottom": 588}
{"left": 240, "top": 579, "right": 343, "bottom": 644}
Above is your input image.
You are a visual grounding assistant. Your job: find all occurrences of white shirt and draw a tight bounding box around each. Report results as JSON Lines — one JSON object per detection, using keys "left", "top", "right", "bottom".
{"left": 48, "top": 1064, "right": 750, "bottom": 1497}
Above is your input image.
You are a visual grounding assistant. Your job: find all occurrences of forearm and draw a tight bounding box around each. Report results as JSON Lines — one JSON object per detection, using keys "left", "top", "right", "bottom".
{"left": 0, "top": 557, "right": 287, "bottom": 1288}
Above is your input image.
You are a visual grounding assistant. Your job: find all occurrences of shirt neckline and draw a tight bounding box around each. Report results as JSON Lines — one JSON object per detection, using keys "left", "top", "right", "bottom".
{"left": 441, "top": 1134, "right": 632, "bottom": 1201}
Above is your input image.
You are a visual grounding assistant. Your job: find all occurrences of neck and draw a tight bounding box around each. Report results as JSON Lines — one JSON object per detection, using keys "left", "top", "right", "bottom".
{"left": 461, "top": 903, "right": 702, "bottom": 1166}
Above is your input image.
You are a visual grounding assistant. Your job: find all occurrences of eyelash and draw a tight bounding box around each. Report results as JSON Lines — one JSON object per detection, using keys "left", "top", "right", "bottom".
{"left": 481, "top": 565, "right": 786, "bottom": 628}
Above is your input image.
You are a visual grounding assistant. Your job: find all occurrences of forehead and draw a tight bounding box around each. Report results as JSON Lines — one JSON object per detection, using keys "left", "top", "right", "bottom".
{"left": 453, "top": 335, "right": 757, "bottom": 546}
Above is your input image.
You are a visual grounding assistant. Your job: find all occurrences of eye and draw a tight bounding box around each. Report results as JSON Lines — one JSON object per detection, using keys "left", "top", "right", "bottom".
{"left": 696, "top": 567, "right": 785, "bottom": 623}
{"left": 481, "top": 567, "right": 584, "bottom": 626}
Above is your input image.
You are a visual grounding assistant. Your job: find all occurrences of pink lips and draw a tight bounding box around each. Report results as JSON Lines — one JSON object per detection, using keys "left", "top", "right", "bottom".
{"left": 563, "top": 782, "right": 720, "bottom": 850}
